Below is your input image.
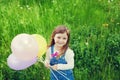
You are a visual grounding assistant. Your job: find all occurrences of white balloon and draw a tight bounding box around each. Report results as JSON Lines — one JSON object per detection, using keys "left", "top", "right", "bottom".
{"left": 7, "top": 54, "right": 37, "bottom": 70}
{"left": 11, "top": 33, "right": 39, "bottom": 61}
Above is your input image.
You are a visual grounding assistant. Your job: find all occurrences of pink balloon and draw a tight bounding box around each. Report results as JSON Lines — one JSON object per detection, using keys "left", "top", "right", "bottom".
{"left": 11, "top": 33, "right": 39, "bottom": 61}
{"left": 7, "top": 54, "right": 37, "bottom": 70}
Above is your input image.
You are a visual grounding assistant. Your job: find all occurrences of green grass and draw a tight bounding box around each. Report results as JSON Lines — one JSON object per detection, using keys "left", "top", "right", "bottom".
{"left": 0, "top": 0, "right": 120, "bottom": 80}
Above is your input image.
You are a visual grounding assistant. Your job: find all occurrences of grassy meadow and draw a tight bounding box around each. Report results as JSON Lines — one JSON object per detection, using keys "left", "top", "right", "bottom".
{"left": 0, "top": 0, "right": 120, "bottom": 80}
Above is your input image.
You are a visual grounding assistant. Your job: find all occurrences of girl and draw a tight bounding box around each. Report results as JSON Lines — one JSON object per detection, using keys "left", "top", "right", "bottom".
{"left": 45, "top": 25, "right": 74, "bottom": 80}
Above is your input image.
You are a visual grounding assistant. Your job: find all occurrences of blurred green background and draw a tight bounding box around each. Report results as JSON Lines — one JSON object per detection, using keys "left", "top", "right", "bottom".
{"left": 0, "top": 0, "right": 120, "bottom": 80}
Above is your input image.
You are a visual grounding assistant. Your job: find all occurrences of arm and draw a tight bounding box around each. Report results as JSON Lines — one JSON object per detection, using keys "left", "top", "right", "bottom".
{"left": 57, "top": 49, "right": 74, "bottom": 70}
{"left": 44, "top": 48, "right": 50, "bottom": 68}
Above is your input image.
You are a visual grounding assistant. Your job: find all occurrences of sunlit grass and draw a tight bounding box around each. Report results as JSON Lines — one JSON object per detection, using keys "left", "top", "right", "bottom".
{"left": 0, "top": 0, "right": 120, "bottom": 80}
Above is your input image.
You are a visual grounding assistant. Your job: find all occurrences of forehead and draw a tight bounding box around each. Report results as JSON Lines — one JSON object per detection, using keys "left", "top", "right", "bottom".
{"left": 55, "top": 32, "right": 68, "bottom": 37}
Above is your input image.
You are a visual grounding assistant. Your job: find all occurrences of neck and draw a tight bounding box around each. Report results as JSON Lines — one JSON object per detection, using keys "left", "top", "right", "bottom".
{"left": 54, "top": 44, "right": 62, "bottom": 51}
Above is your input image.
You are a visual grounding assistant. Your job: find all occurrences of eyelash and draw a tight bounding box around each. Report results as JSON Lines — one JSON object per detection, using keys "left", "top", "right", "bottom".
{"left": 57, "top": 37, "right": 66, "bottom": 40}
{"left": 63, "top": 38, "right": 66, "bottom": 40}
{"left": 57, "top": 37, "right": 60, "bottom": 39}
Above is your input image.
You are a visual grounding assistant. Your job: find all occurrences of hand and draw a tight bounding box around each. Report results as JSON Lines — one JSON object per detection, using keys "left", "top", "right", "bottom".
{"left": 51, "top": 64, "right": 58, "bottom": 70}
{"left": 44, "top": 62, "right": 50, "bottom": 69}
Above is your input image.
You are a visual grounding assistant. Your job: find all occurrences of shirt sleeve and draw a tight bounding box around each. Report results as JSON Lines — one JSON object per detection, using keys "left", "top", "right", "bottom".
{"left": 57, "top": 49, "right": 74, "bottom": 70}
{"left": 44, "top": 48, "right": 50, "bottom": 65}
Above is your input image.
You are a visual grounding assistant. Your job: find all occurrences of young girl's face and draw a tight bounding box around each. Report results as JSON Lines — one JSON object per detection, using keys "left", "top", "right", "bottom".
{"left": 54, "top": 32, "right": 68, "bottom": 48}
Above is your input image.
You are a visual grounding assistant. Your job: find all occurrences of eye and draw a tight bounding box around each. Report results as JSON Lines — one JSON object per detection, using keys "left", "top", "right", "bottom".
{"left": 63, "top": 37, "right": 67, "bottom": 40}
{"left": 57, "top": 36, "right": 61, "bottom": 39}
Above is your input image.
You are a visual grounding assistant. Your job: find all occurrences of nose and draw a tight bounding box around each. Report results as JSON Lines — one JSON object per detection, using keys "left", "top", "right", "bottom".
{"left": 59, "top": 39, "right": 63, "bottom": 42}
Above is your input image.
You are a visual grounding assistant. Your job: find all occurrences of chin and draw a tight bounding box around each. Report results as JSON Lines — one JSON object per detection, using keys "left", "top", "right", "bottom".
{"left": 58, "top": 45, "right": 63, "bottom": 47}
{"left": 57, "top": 44, "right": 64, "bottom": 47}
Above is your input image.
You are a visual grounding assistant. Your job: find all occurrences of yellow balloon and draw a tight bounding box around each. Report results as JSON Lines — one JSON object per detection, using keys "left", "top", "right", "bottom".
{"left": 32, "top": 34, "right": 47, "bottom": 57}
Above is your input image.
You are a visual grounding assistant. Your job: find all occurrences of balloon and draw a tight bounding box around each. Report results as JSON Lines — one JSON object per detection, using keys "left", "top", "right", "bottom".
{"left": 32, "top": 34, "right": 47, "bottom": 57}
{"left": 11, "top": 33, "right": 39, "bottom": 61}
{"left": 7, "top": 54, "right": 37, "bottom": 70}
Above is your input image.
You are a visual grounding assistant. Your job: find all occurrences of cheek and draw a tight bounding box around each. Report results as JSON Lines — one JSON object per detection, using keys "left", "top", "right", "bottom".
{"left": 64, "top": 39, "right": 68, "bottom": 43}
{"left": 54, "top": 37, "right": 58, "bottom": 42}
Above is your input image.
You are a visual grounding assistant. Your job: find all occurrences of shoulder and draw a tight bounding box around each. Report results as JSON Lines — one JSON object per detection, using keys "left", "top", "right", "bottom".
{"left": 65, "top": 47, "right": 74, "bottom": 56}
{"left": 66, "top": 47, "right": 74, "bottom": 53}
{"left": 46, "top": 47, "right": 51, "bottom": 53}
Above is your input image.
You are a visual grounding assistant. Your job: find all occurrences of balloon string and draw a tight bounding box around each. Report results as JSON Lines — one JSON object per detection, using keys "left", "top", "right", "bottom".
{"left": 54, "top": 70, "right": 69, "bottom": 80}
{"left": 38, "top": 56, "right": 44, "bottom": 63}
{"left": 50, "top": 67, "right": 69, "bottom": 80}
{"left": 58, "top": 71, "right": 67, "bottom": 75}
{"left": 38, "top": 57, "right": 69, "bottom": 80}
{"left": 49, "top": 66, "right": 67, "bottom": 76}
{"left": 50, "top": 68, "right": 59, "bottom": 80}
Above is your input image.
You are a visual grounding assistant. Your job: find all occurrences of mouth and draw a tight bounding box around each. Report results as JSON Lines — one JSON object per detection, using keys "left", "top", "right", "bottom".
{"left": 57, "top": 43, "right": 64, "bottom": 46}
